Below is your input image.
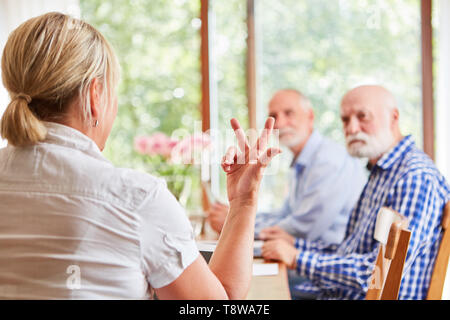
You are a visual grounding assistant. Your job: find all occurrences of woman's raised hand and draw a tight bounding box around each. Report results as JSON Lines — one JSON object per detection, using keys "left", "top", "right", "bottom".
{"left": 222, "top": 117, "right": 281, "bottom": 206}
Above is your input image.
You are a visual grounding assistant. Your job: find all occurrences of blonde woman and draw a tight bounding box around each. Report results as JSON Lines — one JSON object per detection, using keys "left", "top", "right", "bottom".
{"left": 0, "top": 12, "right": 280, "bottom": 299}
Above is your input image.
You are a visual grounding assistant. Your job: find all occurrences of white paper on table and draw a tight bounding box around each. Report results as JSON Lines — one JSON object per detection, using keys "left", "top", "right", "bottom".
{"left": 196, "top": 240, "right": 217, "bottom": 252}
{"left": 197, "top": 240, "right": 279, "bottom": 276}
{"left": 252, "top": 263, "right": 279, "bottom": 276}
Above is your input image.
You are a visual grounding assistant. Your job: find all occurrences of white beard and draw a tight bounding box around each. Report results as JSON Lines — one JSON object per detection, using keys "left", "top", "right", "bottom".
{"left": 345, "top": 129, "right": 395, "bottom": 160}
{"left": 279, "top": 127, "right": 308, "bottom": 148}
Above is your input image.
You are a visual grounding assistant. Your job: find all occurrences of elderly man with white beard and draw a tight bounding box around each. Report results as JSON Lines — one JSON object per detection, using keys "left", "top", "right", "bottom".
{"left": 207, "top": 89, "right": 366, "bottom": 246}
{"left": 261, "top": 85, "right": 450, "bottom": 300}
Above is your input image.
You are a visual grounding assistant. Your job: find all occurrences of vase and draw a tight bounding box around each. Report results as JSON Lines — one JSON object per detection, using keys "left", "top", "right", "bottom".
{"left": 163, "top": 175, "right": 192, "bottom": 208}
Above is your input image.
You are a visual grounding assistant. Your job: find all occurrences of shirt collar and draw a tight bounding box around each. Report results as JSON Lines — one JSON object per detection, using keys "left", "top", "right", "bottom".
{"left": 42, "top": 122, "right": 107, "bottom": 162}
{"left": 292, "top": 130, "right": 322, "bottom": 170}
{"left": 375, "top": 135, "right": 415, "bottom": 170}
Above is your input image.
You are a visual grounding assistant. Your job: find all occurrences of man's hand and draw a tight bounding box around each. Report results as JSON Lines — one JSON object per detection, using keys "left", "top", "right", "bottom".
{"left": 206, "top": 202, "right": 229, "bottom": 233}
{"left": 258, "top": 226, "right": 295, "bottom": 245}
{"left": 261, "top": 239, "right": 299, "bottom": 269}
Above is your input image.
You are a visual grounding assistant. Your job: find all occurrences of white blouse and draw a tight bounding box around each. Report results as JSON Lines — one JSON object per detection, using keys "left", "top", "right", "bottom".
{"left": 0, "top": 122, "right": 199, "bottom": 299}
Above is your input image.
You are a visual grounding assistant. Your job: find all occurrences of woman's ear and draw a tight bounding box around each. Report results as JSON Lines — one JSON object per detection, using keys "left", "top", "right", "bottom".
{"left": 89, "top": 78, "right": 102, "bottom": 124}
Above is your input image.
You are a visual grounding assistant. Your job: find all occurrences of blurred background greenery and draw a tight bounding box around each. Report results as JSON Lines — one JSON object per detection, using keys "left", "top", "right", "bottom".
{"left": 80, "top": 0, "right": 203, "bottom": 210}
{"left": 254, "top": 0, "right": 422, "bottom": 210}
{"left": 80, "top": 0, "right": 424, "bottom": 213}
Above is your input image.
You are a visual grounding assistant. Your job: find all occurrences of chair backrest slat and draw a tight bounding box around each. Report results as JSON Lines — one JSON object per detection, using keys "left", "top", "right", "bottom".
{"left": 442, "top": 202, "right": 449, "bottom": 230}
{"left": 366, "top": 248, "right": 386, "bottom": 300}
{"left": 427, "top": 202, "right": 450, "bottom": 300}
{"left": 366, "top": 223, "right": 411, "bottom": 300}
{"left": 385, "top": 223, "right": 401, "bottom": 260}
{"left": 380, "top": 229, "right": 411, "bottom": 300}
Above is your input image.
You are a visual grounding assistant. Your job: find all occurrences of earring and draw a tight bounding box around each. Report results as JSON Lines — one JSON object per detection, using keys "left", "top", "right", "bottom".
{"left": 94, "top": 120, "right": 99, "bottom": 127}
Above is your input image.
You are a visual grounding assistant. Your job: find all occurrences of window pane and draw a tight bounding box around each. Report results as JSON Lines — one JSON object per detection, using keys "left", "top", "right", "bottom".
{"left": 80, "top": 0, "right": 202, "bottom": 211}
{"left": 257, "top": 0, "right": 422, "bottom": 143}
{"left": 255, "top": 0, "right": 423, "bottom": 211}
{"left": 209, "top": 0, "right": 248, "bottom": 201}
{"left": 433, "top": 0, "right": 450, "bottom": 181}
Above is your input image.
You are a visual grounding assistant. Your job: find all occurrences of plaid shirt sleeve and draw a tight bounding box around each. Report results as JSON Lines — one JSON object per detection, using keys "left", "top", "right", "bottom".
{"left": 294, "top": 237, "right": 339, "bottom": 253}
{"left": 294, "top": 240, "right": 378, "bottom": 294}
{"left": 294, "top": 171, "right": 442, "bottom": 297}
{"left": 386, "top": 172, "right": 444, "bottom": 297}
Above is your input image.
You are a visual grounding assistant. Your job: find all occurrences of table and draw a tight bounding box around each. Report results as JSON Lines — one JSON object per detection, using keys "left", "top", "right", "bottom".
{"left": 194, "top": 218, "right": 291, "bottom": 300}
{"left": 247, "top": 258, "right": 291, "bottom": 300}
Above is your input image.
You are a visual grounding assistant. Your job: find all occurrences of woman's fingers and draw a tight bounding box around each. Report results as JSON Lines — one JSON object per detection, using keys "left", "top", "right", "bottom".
{"left": 221, "top": 157, "right": 231, "bottom": 173}
{"left": 230, "top": 118, "right": 250, "bottom": 156}
{"left": 224, "top": 117, "right": 279, "bottom": 171}
{"left": 258, "top": 147, "right": 282, "bottom": 168}
{"left": 255, "top": 117, "right": 275, "bottom": 156}
{"left": 221, "top": 145, "right": 240, "bottom": 173}
{"left": 224, "top": 145, "right": 238, "bottom": 164}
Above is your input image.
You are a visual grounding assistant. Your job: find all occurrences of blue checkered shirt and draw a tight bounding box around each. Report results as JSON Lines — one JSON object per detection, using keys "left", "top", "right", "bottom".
{"left": 255, "top": 130, "right": 367, "bottom": 245}
{"left": 293, "top": 135, "right": 450, "bottom": 299}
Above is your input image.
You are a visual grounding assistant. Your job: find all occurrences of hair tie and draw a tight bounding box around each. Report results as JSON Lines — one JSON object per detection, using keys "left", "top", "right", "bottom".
{"left": 14, "top": 93, "right": 32, "bottom": 104}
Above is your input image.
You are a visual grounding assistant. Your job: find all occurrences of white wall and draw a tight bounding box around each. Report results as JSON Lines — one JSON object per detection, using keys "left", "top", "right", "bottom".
{"left": 436, "top": 0, "right": 450, "bottom": 300}
{"left": 436, "top": 0, "right": 450, "bottom": 183}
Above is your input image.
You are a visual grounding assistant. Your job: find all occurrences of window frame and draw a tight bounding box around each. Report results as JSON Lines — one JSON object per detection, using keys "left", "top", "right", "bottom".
{"left": 200, "top": 0, "right": 436, "bottom": 207}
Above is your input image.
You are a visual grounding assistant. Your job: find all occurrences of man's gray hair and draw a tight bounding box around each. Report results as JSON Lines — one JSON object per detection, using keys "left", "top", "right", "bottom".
{"left": 276, "top": 88, "right": 313, "bottom": 111}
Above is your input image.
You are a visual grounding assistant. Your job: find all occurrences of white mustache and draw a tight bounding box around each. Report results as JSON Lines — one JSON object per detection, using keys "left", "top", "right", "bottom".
{"left": 279, "top": 128, "right": 297, "bottom": 136}
{"left": 346, "top": 132, "right": 370, "bottom": 145}
{"left": 345, "top": 130, "right": 395, "bottom": 160}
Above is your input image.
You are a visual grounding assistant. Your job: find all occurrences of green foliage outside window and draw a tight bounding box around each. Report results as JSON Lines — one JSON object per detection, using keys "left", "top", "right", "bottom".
{"left": 255, "top": 0, "right": 423, "bottom": 210}
{"left": 257, "top": 0, "right": 422, "bottom": 146}
{"left": 80, "top": 0, "right": 424, "bottom": 213}
{"left": 80, "top": 0, "right": 203, "bottom": 211}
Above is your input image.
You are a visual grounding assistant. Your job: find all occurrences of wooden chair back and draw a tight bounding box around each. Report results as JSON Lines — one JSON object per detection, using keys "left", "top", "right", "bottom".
{"left": 366, "top": 222, "right": 411, "bottom": 300}
{"left": 426, "top": 201, "right": 450, "bottom": 300}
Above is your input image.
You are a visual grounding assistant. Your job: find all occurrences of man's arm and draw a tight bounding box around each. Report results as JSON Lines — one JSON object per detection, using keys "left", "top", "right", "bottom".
{"left": 276, "top": 160, "right": 364, "bottom": 243}
{"left": 386, "top": 172, "right": 444, "bottom": 274}
{"left": 293, "top": 172, "right": 441, "bottom": 296}
{"left": 254, "top": 199, "right": 291, "bottom": 237}
{"left": 207, "top": 200, "right": 290, "bottom": 235}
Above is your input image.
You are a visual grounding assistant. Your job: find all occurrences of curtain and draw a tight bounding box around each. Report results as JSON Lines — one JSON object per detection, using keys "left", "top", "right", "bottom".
{"left": 0, "top": 0, "right": 80, "bottom": 147}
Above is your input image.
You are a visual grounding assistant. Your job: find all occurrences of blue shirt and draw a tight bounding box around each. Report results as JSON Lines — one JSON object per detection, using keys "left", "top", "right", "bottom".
{"left": 255, "top": 130, "right": 367, "bottom": 245}
{"left": 294, "top": 135, "right": 450, "bottom": 299}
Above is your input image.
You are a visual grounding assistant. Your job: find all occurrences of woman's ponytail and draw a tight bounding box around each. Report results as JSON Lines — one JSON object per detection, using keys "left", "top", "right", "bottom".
{"left": 0, "top": 12, "right": 120, "bottom": 148}
{"left": 0, "top": 95, "right": 47, "bottom": 147}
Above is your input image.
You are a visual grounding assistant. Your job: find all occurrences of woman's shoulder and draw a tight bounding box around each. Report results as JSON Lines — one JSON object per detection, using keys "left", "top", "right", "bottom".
{"left": 42, "top": 140, "right": 168, "bottom": 211}
{"left": 98, "top": 165, "right": 169, "bottom": 212}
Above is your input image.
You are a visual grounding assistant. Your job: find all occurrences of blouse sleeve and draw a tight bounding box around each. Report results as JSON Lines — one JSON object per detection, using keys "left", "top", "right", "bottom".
{"left": 137, "top": 179, "right": 199, "bottom": 289}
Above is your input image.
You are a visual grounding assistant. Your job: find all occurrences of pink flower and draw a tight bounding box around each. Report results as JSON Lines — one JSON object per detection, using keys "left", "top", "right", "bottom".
{"left": 134, "top": 136, "right": 150, "bottom": 155}
{"left": 135, "top": 131, "right": 211, "bottom": 164}
{"left": 134, "top": 133, "right": 179, "bottom": 158}
{"left": 171, "top": 132, "right": 211, "bottom": 164}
